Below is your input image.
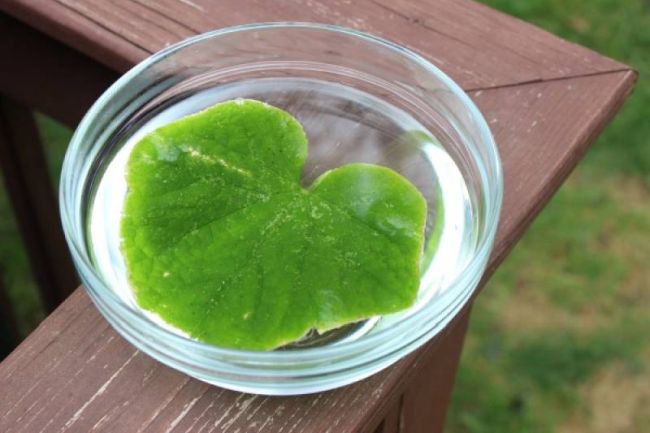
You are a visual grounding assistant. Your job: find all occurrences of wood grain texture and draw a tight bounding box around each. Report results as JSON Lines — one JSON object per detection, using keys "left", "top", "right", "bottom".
{"left": 0, "top": 0, "right": 626, "bottom": 89}
{"left": 475, "top": 70, "right": 637, "bottom": 282}
{"left": 0, "top": 70, "right": 635, "bottom": 433}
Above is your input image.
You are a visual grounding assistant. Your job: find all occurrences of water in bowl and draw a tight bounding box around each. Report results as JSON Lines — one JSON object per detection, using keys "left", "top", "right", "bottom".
{"left": 88, "top": 78, "right": 476, "bottom": 348}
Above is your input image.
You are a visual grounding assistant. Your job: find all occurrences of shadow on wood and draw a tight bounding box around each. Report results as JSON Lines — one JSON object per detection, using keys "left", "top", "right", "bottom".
{"left": 0, "top": 98, "right": 77, "bottom": 311}
{"left": 0, "top": 267, "right": 19, "bottom": 358}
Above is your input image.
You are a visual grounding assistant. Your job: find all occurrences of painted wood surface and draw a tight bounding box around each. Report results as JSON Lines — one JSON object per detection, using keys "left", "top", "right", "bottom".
{"left": 0, "top": 0, "right": 636, "bottom": 431}
{"left": 0, "top": 67, "right": 635, "bottom": 431}
{"left": 0, "top": 0, "right": 627, "bottom": 89}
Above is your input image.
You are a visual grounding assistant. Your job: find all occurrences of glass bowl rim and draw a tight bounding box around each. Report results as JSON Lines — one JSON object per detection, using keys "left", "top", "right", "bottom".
{"left": 60, "top": 21, "right": 503, "bottom": 363}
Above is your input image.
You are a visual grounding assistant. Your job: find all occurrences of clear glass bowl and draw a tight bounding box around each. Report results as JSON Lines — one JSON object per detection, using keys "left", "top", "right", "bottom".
{"left": 60, "top": 23, "right": 502, "bottom": 395}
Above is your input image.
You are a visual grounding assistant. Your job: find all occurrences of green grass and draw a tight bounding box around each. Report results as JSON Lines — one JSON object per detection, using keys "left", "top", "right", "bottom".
{"left": 447, "top": 0, "right": 650, "bottom": 432}
{"left": 486, "top": 0, "right": 650, "bottom": 179}
{"left": 0, "top": 0, "right": 647, "bottom": 429}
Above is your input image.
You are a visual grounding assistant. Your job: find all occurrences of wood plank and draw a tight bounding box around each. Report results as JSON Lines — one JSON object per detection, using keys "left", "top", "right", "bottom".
{"left": 373, "top": 397, "right": 402, "bottom": 433}
{"left": 0, "top": 70, "right": 635, "bottom": 433}
{"left": 0, "top": 13, "right": 118, "bottom": 128}
{"left": 0, "top": 269, "right": 20, "bottom": 358}
{"left": 0, "top": 0, "right": 626, "bottom": 90}
{"left": 0, "top": 98, "right": 78, "bottom": 312}
{"left": 399, "top": 310, "right": 471, "bottom": 433}
{"left": 476, "top": 71, "right": 636, "bottom": 281}
{"left": 0, "top": 0, "right": 147, "bottom": 72}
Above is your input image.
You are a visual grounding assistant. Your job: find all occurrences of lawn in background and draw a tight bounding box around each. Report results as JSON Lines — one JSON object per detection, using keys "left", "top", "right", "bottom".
{"left": 0, "top": 1, "right": 647, "bottom": 431}
{"left": 447, "top": 0, "right": 650, "bottom": 432}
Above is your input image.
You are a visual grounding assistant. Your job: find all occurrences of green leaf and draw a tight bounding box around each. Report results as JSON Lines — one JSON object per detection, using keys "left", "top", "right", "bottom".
{"left": 122, "top": 99, "right": 427, "bottom": 350}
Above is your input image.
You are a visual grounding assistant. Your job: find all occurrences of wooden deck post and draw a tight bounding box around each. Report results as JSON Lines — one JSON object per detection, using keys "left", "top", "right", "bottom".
{"left": 0, "top": 1, "right": 637, "bottom": 431}
{"left": 0, "top": 268, "right": 20, "bottom": 358}
{"left": 0, "top": 97, "right": 77, "bottom": 311}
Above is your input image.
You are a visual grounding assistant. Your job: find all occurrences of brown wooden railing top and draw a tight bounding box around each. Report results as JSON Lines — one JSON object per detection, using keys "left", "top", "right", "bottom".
{"left": 0, "top": 1, "right": 636, "bottom": 432}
